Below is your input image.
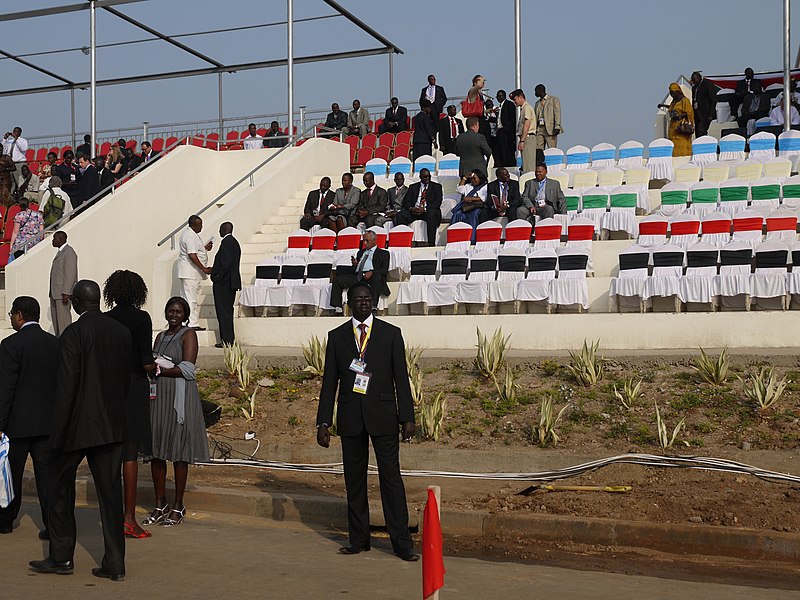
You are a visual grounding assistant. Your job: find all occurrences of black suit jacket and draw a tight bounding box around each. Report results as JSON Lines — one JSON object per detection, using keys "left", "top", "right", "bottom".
{"left": 735, "top": 77, "right": 763, "bottom": 97}
{"left": 76, "top": 165, "right": 99, "bottom": 205}
{"left": 383, "top": 106, "right": 408, "bottom": 130}
{"left": 0, "top": 324, "right": 59, "bottom": 438}
{"left": 356, "top": 186, "right": 388, "bottom": 217}
{"left": 485, "top": 179, "right": 522, "bottom": 217}
{"left": 98, "top": 167, "right": 115, "bottom": 191}
{"left": 437, "top": 116, "right": 465, "bottom": 154}
{"left": 54, "top": 162, "right": 80, "bottom": 194}
{"left": 404, "top": 181, "right": 443, "bottom": 212}
{"left": 50, "top": 310, "right": 132, "bottom": 452}
{"left": 420, "top": 85, "right": 447, "bottom": 116}
{"left": 317, "top": 318, "right": 414, "bottom": 436}
{"left": 355, "top": 247, "right": 390, "bottom": 297}
{"left": 211, "top": 234, "right": 242, "bottom": 292}
{"left": 499, "top": 99, "right": 517, "bottom": 132}
{"left": 303, "top": 189, "right": 335, "bottom": 216}
{"left": 412, "top": 112, "right": 436, "bottom": 145}
{"left": 693, "top": 78, "right": 719, "bottom": 117}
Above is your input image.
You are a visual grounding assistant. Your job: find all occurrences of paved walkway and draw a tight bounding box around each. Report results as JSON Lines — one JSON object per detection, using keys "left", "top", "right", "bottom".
{"left": 2, "top": 505, "right": 799, "bottom": 599}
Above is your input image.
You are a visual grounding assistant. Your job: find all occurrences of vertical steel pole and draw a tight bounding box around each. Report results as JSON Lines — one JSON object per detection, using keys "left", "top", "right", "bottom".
{"left": 287, "top": 0, "right": 294, "bottom": 145}
{"left": 299, "top": 105, "right": 306, "bottom": 135}
{"left": 143, "top": 121, "right": 149, "bottom": 141}
{"left": 218, "top": 72, "right": 224, "bottom": 148}
{"left": 514, "top": 0, "right": 521, "bottom": 89}
{"left": 70, "top": 88, "right": 76, "bottom": 150}
{"left": 389, "top": 52, "right": 394, "bottom": 101}
{"left": 90, "top": 0, "right": 97, "bottom": 155}
{"left": 784, "top": 0, "right": 792, "bottom": 133}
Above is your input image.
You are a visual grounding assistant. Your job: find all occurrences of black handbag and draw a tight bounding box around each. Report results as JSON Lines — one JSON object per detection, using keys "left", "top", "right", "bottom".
{"left": 677, "top": 119, "right": 695, "bottom": 135}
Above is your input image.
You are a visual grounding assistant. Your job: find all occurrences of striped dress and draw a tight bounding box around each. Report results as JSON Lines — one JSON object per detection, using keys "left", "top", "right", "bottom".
{"left": 151, "top": 327, "right": 210, "bottom": 463}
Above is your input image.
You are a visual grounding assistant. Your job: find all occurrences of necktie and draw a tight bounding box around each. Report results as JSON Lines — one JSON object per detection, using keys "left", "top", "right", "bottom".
{"left": 420, "top": 185, "right": 427, "bottom": 209}
{"left": 501, "top": 182, "right": 507, "bottom": 203}
{"left": 450, "top": 118, "right": 457, "bottom": 139}
{"left": 357, "top": 249, "right": 370, "bottom": 274}
{"left": 358, "top": 323, "right": 368, "bottom": 353}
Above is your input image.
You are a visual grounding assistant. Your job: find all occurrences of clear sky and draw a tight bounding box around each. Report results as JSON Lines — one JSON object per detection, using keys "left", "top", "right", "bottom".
{"left": 1, "top": 0, "right": 798, "bottom": 148}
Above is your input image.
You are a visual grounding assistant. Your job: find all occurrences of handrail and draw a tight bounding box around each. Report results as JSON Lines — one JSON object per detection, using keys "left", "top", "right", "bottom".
{"left": 36, "top": 134, "right": 206, "bottom": 241}
{"left": 157, "top": 122, "right": 334, "bottom": 250}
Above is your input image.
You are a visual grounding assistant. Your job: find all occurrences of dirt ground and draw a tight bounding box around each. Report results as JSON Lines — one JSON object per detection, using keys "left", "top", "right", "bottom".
{"left": 193, "top": 353, "right": 800, "bottom": 535}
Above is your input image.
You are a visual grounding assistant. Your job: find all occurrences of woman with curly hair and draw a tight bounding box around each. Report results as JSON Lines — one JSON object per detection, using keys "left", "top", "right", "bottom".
{"left": 103, "top": 270, "right": 155, "bottom": 539}
{"left": 143, "top": 296, "right": 209, "bottom": 528}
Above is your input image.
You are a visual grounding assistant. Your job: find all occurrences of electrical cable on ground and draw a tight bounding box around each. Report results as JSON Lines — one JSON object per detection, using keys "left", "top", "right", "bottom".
{"left": 200, "top": 434, "right": 800, "bottom": 486}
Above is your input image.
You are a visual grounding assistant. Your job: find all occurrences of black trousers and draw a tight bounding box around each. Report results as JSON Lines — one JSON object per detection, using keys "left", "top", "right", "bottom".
{"left": 48, "top": 442, "right": 125, "bottom": 574}
{"left": 0, "top": 435, "right": 50, "bottom": 530}
{"left": 212, "top": 282, "right": 236, "bottom": 345}
{"left": 494, "top": 129, "right": 518, "bottom": 168}
{"left": 395, "top": 208, "right": 441, "bottom": 246}
{"left": 412, "top": 142, "right": 432, "bottom": 160}
{"left": 330, "top": 273, "right": 386, "bottom": 309}
{"left": 340, "top": 430, "right": 413, "bottom": 554}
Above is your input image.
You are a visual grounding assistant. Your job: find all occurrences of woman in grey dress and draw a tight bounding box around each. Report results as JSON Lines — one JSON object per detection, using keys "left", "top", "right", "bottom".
{"left": 142, "top": 296, "right": 210, "bottom": 527}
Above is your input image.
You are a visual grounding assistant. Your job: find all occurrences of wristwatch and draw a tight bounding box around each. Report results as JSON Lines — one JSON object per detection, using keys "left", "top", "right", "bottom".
{"left": 317, "top": 423, "right": 329, "bottom": 429}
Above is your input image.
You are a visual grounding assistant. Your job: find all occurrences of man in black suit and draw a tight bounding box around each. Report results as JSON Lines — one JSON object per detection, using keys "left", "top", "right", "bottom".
{"left": 30, "top": 280, "right": 131, "bottom": 581}
{"left": 54, "top": 150, "right": 79, "bottom": 199}
{"left": 378, "top": 98, "right": 408, "bottom": 134}
{"left": 140, "top": 141, "right": 158, "bottom": 165}
{"left": 437, "top": 105, "right": 464, "bottom": 155}
{"left": 300, "top": 177, "right": 335, "bottom": 231}
{"left": 329, "top": 231, "right": 390, "bottom": 311}
{"left": 211, "top": 221, "right": 242, "bottom": 348}
{"left": 349, "top": 171, "right": 388, "bottom": 228}
{"left": 733, "top": 67, "right": 763, "bottom": 122}
{"left": 690, "top": 72, "right": 719, "bottom": 138}
{"left": 412, "top": 100, "right": 437, "bottom": 159}
{"left": 395, "top": 168, "right": 442, "bottom": 246}
{"left": 420, "top": 74, "right": 447, "bottom": 127}
{"left": 454, "top": 117, "right": 492, "bottom": 177}
{"left": 316, "top": 282, "right": 417, "bottom": 562}
{"left": 483, "top": 167, "right": 521, "bottom": 223}
{"left": 324, "top": 103, "right": 348, "bottom": 136}
{"left": 94, "top": 156, "right": 115, "bottom": 197}
{"left": 0, "top": 297, "right": 59, "bottom": 538}
{"left": 75, "top": 134, "right": 92, "bottom": 160}
{"left": 74, "top": 155, "right": 99, "bottom": 211}
{"left": 494, "top": 90, "right": 518, "bottom": 167}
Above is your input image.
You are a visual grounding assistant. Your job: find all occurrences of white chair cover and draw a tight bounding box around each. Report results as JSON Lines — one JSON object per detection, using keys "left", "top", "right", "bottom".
{"left": 668, "top": 212, "right": 700, "bottom": 248}
{"left": 474, "top": 220, "right": 503, "bottom": 253}
{"left": 396, "top": 254, "right": 438, "bottom": 305}
{"left": 388, "top": 157, "right": 413, "bottom": 176}
{"left": 437, "top": 153, "right": 460, "bottom": 176}
{"left": 700, "top": 161, "right": 730, "bottom": 183}
{"left": 689, "top": 180, "right": 720, "bottom": 217}
{"left": 647, "top": 138, "right": 674, "bottom": 181}
{"left": 623, "top": 166, "right": 652, "bottom": 211}
{"left": 365, "top": 158, "right": 389, "bottom": 178}
{"left": 691, "top": 135, "right": 718, "bottom": 165}
{"left": 699, "top": 211, "right": 732, "bottom": 248}
{"left": 658, "top": 181, "right": 690, "bottom": 217}
{"left": 731, "top": 209, "right": 765, "bottom": 249}
{"left": 543, "top": 148, "right": 565, "bottom": 172}
{"left": 456, "top": 251, "right": 497, "bottom": 306}
{"left": 591, "top": 143, "right": 617, "bottom": 168}
{"left": 765, "top": 209, "right": 799, "bottom": 243}
{"left": 413, "top": 154, "right": 436, "bottom": 174}
{"left": 517, "top": 248, "right": 556, "bottom": 302}
{"left": 750, "top": 240, "right": 789, "bottom": 308}
{"left": 718, "top": 179, "right": 751, "bottom": 217}
{"left": 490, "top": 248, "right": 526, "bottom": 303}
{"left": 778, "top": 130, "right": 800, "bottom": 171}
{"left": 618, "top": 140, "right": 644, "bottom": 168}
{"left": 749, "top": 177, "right": 782, "bottom": 213}
{"left": 642, "top": 244, "right": 685, "bottom": 307}
{"left": 715, "top": 241, "right": 753, "bottom": 307}
{"left": 715, "top": 88, "right": 735, "bottom": 123}
{"left": 427, "top": 252, "right": 468, "bottom": 307}
{"left": 602, "top": 185, "right": 639, "bottom": 238}
{"left": 763, "top": 157, "right": 792, "bottom": 181}
{"left": 718, "top": 133, "right": 746, "bottom": 162}
{"left": 597, "top": 167, "right": 624, "bottom": 188}
{"left": 680, "top": 242, "right": 718, "bottom": 304}
{"left": 748, "top": 131, "right": 777, "bottom": 160}
{"left": 565, "top": 145, "right": 591, "bottom": 170}
{"left": 579, "top": 187, "right": 610, "bottom": 234}
{"left": 533, "top": 217, "right": 563, "bottom": 250}
{"left": 550, "top": 248, "right": 589, "bottom": 309}
{"left": 637, "top": 214, "right": 668, "bottom": 247}
{"left": 608, "top": 244, "right": 650, "bottom": 311}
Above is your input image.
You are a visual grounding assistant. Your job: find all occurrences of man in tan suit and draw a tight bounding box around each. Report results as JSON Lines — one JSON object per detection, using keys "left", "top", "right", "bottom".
{"left": 534, "top": 84, "right": 563, "bottom": 151}
{"left": 49, "top": 231, "right": 78, "bottom": 337}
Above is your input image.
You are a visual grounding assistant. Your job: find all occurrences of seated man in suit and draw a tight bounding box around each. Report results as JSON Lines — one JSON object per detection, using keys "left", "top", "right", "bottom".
{"left": 378, "top": 98, "right": 408, "bottom": 135}
{"left": 483, "top": 167, "right": 521, "bottom": 223}
{"left": 437, "top": 105, "right": 464, "bottom": 156}
{"left": 300, "top": 177, "right": 334, "bottom": 231}
{"left": 328, "top": 173, "right": 361, "bottom": 232}
{"left": 394, "top": 168, "right": 442, "bottom": 247}
{"left": 518, "top": 163, "right": 566, "bottom": 221}
{"left": 384, "top": 172, "right": 407, "bottom": 224}
{"left": 329, "top": 230, "right": 390, "bottom": 311}
{"left": 324, "top": 103, "right": 348, "bottom": 136}
{"left": 344, "top": 100, "right": 370, "bottom": 138}
{"left": 348, "top": 172, "right": 387, "bottom": 228}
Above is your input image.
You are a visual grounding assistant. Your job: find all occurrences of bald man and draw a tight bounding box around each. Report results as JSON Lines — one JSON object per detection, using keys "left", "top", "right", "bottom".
{"left": 31, "top": 280, "right": 132, "bottom": 581}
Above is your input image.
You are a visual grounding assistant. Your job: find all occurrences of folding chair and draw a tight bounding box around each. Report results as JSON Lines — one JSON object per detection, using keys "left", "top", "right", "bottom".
{"left": 609, "top": 244, "right": 650, "bottom": 312}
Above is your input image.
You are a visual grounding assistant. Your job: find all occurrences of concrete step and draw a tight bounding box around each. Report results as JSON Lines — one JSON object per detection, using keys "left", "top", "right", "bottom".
{"left": 263, "top": 215, "right": 300, "bottom": 226}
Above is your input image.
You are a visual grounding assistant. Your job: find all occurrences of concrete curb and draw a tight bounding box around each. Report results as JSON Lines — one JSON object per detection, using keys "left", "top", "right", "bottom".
{"left": 25, "top": 476, "right": 800, "bottom": 563}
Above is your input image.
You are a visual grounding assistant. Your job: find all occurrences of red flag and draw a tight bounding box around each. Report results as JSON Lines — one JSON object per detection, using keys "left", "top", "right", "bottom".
{"left": 422, "top": 488, "right": 445, "bottom": 599}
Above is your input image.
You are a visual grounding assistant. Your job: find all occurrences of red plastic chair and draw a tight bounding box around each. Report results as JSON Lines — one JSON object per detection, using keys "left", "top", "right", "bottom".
{"left": 100, "top": 141, "right": 111, "bottom": 156}
{"left": 60, "top": 145, "right": 73, "bottom": 157}
{"left": 344, "top": 135, "right": 359, "bottom": 152}
{"left": 374, "top": 145, "right": 391, "bottom": 161}
{"left": 152, "top": 138, "right": 165, "bottom": 152}
{"left": 240, "top": 130, "right": 250, "bottom": 139}
{"left": 35, "top": 148, "right": 48, "bottom": 161}
{"left": 28, "top": 162, "right": 39, "bottom": 175}
{"left": 2, "top": 206, "right": 21, "bottom": 242}
{"left": 29, "top": 202, "right": 39, "bottom": 212}
{"left": 206, "top": 133, "right": 219, "bottom": 149}
{"left": 367, "top": 120, "right": 374, "bottom": 132}
{"left": 395, "top": 131, "right": 412, "bottom": 146}
{"left": 165, "top": 136, "right": 178, "bottom": 148}
{"left": 228, "top": 143, "right": 243, "bottom": 150}
{"left": 256, "top": 128, "right": 267, "bottom": 137}
{"left": 191, "top": 135, "right": 205, "bottom": 147}
{"left": 296, "top": 139, "right": 307, "bottom": 146}
{"left": 378, "top": 133, "right": 394, "bottom": 148}
{"left": 393, "top": 144, "right": 410, "bottom": 158}
{"left": 350, "top": 146, "right": 356, "bottom": 164}
{"left": 49, "top": 146, "right": 60, "bottom": 157}
{"left": 361, "top": 133, "right": 378, "bottom": 149}
{"left": 25, "top": 149, "right": 35, "bottom": 161}
{"left": 0, "top": 243, "right": 9, "bottom": 268}
{"left": 126, "top": 140, "right": 137, "bottom": 151}
{"left": 226, "top": 131, "right": 240, "bottom": 141}
{"left": 351, "top": 147, "right": 373, "bottom": 169}
{"left": 375, "top": 119, "right": 384, "bottom": 132}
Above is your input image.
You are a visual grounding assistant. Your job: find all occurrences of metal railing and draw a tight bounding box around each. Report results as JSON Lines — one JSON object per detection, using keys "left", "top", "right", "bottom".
{"left": 157, "top": 123, "right": 339, "bottom": 250}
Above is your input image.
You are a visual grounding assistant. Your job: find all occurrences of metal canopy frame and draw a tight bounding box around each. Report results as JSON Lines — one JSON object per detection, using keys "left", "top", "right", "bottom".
{"left": 0, "top": 0, "right": 403, "bottom": 146}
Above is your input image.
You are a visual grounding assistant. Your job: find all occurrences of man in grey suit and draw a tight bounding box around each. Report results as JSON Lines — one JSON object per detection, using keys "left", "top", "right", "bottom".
{"left": 344, "top": 99, "right": 370, "bottom": 137}
{"left": 518, "top": 164, "right": 566, "bottom": 221}
{"left": 49, "top": 231, "right": 78, "bottom": 337}
{"left": 349, "top": 172, "right": 388, "bottom": 228}
{"left": 454, "top": 117, "right": 492, "bottom": 178}
{"left": 384, "top": 173, "right": 407, "bottom": 224}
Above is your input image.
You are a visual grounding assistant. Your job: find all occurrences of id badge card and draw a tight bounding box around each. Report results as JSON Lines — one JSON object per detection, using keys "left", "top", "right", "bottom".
{"left": 349, "top": 358, "right": 367, "bottom": 373}
{"left": 538, "top": 117, "right": 545, "bottom": 126}
{"left": 70, "top": 174, "right": 76, "bottom": 181}
{"left": 149, "top": 380, "right": 157, "bottom": 400}
{"left": 353, "top": 372, "right": 371, "bottom": 394}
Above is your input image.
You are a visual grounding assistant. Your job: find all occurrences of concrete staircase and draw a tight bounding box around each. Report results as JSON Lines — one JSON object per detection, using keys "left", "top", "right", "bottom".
{"left": 191, "top": 175, "right": 326, "bottom": 344}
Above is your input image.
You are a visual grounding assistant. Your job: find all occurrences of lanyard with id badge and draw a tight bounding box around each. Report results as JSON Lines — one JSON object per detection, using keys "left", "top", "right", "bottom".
{"left": 350, "top": 323, "right": 372, "bottom": 394}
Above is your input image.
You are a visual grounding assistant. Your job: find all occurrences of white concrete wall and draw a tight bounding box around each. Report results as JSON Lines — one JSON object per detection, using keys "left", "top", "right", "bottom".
{"left": 5, "top": 140, "right": 346, "bottom": 331}
{"left": 151, "top": 138, "right": 349, "bottom": 326}
{"left": 231, "top": 312, "right": 800, "bottom": 351}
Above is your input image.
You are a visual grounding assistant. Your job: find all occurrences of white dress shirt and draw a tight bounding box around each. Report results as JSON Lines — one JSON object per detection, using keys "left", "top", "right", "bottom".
{"left": 426, "top": 85, "right": 436, "bottom": 103}
{"left": 351, "top": 313, "right": 374, "bottom": 351}
{"left": 356, "top": 246, "right": 376, "bottom": 274}
{"left": 770, "top": 105, "right": 800, "bottom": 126}
{"left": 178, "top": 227, "right": 209, "bottom": 280}
{"left": 243, "top": 135, "right": 263, "bottom": 150}
{"left": 2, "top": 136, "right": 28, "bottom": 162}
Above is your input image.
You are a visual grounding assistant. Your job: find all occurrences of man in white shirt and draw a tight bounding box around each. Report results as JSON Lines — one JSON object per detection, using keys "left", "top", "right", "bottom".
{"left": 242, "top": 123, "right": 263, "bottom": 150}
{"left": 769, "top": 104, "right": 800, "bottom": 127}
{"left": 3, "top": 127, "right": 28, "bottom": 189}
{"left": 177, "top": 215, "right": 213, "bottom": 330}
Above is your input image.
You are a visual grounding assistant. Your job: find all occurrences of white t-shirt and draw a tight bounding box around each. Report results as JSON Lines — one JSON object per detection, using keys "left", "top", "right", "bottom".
{"left": 178, "top": 227, "right": 208, "bottom": 280}
{"left": 243, "top": 135, "right": 263, "bottom": 150}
